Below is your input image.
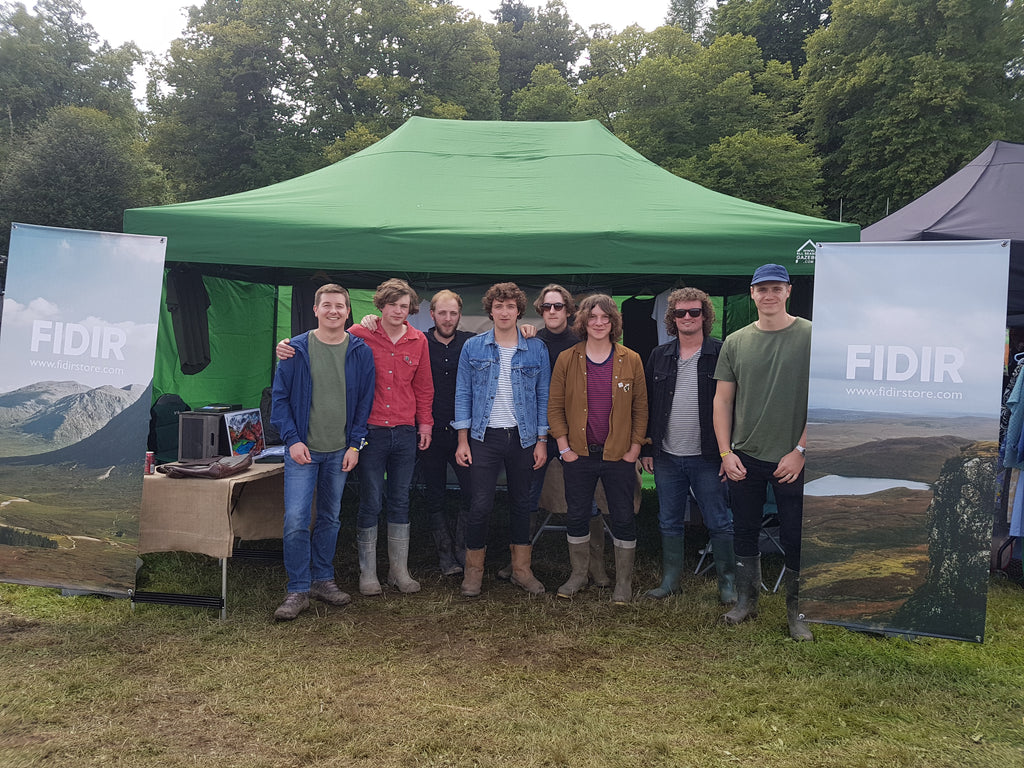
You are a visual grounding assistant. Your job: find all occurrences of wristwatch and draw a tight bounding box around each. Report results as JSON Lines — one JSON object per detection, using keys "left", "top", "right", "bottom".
{"left": 795, "top": 445, "right": 806, "bottom": 455}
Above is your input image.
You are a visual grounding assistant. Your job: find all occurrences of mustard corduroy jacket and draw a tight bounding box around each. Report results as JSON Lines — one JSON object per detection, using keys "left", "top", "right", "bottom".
{"left": 548, "top": 341, "right": 649, "bottom": 462}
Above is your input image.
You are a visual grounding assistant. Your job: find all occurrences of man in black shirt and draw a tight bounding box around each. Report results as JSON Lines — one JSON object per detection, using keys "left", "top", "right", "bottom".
{"left": 421, "top": 290, "right": 475, "bottom": 574}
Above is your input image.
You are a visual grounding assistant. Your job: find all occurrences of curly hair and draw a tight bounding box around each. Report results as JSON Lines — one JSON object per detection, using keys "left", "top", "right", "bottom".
{"left": 572, "top": 294, "right": 622, "bottom": 343}
{"left": 664, "top": 287, "right": 714, "bottom": 338}
{"left": 532, "top": 284, "right": 576, "bottom": 316}
{"left": 373, "top": 278, "right": 420, "bottom": 315}
{"left": 482, "top": 282, "right": 527, "bottom": 319}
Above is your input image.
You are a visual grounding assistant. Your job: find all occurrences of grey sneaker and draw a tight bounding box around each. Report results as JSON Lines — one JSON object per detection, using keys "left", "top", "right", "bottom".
{"left": 274, "top": 592, "right": 310, "bottom": 620}
{"left": 310, "top": 580, "right": 351, "bottom": 606}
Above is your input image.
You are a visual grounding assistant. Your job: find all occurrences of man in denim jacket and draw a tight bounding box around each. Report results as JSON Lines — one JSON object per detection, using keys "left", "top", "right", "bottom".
{"left": 453, "top": 282, "right": 550, "bottom": 597}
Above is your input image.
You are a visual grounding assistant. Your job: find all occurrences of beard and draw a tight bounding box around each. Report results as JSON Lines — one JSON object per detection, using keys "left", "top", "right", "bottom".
{"left": 434, "top": 325, "right": 456, "bottom": 340}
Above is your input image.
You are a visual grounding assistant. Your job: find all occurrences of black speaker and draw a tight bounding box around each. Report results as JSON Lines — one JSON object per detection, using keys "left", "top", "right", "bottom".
{"left": 178, "top": 412, "right": 223, "bottom": 462}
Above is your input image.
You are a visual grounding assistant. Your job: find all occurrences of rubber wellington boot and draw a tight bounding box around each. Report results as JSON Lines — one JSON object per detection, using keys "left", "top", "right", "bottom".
{"left": 461, "top": 547, "right": 486, "bottom": 597}
{"left": 357, "top": 526, "right": 382, "bottom": 596}
{"left": 430, "top": 511, "right": 462, "bottom": 576}
{"left": 510, "top": 544, "right": 545, "bottom": 594}
{"left": 386, "top": 523, "right": 421, "bottom": 593}
{"left": 611, "top": 540, "right": 636, "bottom": 604}
{"left": 710, "top": 535, "right": 738, "bottom": 605}
{"left": 588, "top": 515, "right": 612, "bottom": 587}
{"left": 646, "top": 533, "right": 684, "bottom": 599}
{"left": 722, "top": 554, "right": 760, "bottom": 624}
{"left": 783, "top": 569, "right": 814, "bottom": 641}
{"left": 557, "top": 537, "right": 591, "bottom": 598}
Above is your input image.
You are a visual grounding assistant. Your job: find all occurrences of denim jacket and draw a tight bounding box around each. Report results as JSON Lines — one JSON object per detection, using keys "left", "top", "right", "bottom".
{"left": 452, "top": 329, "right": 550, "bottom": 448}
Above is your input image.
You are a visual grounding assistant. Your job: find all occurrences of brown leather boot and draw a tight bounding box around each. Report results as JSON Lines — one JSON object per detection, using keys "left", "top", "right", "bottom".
{"left": 510, "top": 544, "right": 545, "bottom": 595}
{"left": 461, "top": 547, "right": 486, "bottom": 597}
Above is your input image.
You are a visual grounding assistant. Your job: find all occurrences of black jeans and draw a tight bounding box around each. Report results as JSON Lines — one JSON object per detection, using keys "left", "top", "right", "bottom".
{"left": 465, "top": 427, "right": 536, "bottom": 549}
{"left": 727, "top": 451, "right": 803, "bottom": 572}
{"left": 562, "top": 453, "right": 637, "bottom": 543}
{"left": 419, "top": 425, "right": 471, "bottom": 523}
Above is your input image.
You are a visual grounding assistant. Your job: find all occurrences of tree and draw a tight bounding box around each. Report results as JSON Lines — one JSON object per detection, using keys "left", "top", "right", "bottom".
{"left": 487, "top": 0, "right": 586, "bottom": 117}
{"left": 0, "top": 0, "right": 140, "bottom": 141}
{"left": 671, "top": 129, "right": 824, "bottom": 215}
{"left": 510, "top": 62, "right": 575, "bottom": 120}
{"left": 709, "top": 0, "right": 832, "bottom": 71}
{"left": 145, "top": 0, "right": 310, "bottom": 200}
{"left": 801, "top": 0, "right": 1020, "bottom": 225}
{"left": 0, "top": 106, "right": 173, "bottom": 252}
{"left": 579, "top": 34, "right": 794, "bottom": 166}
{"left": 665, "top": 0, "right": 709, "bottom": 39}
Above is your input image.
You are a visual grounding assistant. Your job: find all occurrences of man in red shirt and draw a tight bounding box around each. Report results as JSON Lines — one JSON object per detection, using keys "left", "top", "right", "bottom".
{"left": 278, "top": 278, "right": 434, "bottom": 597}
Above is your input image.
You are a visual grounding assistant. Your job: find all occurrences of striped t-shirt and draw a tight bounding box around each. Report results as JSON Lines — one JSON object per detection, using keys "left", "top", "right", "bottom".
{"left": 586, "top": 351, "right": 613, "bottom": 446}
{"left": 663, "top": 349, "right": 701, "bottom": 456}
{"left": 488, "top": 345, "right": 518, "bottom": 428}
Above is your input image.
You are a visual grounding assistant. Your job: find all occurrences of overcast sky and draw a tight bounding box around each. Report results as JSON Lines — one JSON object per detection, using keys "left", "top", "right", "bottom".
{"left": 78, "top": 1, "right": 673, "bottom": 57}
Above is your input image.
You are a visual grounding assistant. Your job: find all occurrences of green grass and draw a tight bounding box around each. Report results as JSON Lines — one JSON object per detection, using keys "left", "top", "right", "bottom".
{"left": 2, "top": 498, "right": 1023, "bottom": 768}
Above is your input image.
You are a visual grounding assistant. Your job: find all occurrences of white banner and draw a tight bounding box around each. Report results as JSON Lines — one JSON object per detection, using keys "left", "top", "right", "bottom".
{"left": 803, "top": 240, "right": 1008, "bottom": 642}
{"left": 0, "top": 224, "right": 166, "bottom": 596}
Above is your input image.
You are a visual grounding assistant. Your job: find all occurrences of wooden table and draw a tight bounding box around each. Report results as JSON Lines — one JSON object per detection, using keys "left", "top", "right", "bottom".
{"left": 137, "top": 461, "right": 284, "bottom": 617}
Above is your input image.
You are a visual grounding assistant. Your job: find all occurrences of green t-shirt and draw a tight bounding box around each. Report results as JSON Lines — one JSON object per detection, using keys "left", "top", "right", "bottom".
{"left": 714, "top": 317, "right": 811, "bottom": 463}
{"left": 306, "top": 332, "right": 348, "bottom": 453}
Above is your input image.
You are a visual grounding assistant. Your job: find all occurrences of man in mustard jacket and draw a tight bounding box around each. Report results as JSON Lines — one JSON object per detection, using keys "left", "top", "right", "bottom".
{"left": 548, "top": 294, "right": 648, "bottom": 604}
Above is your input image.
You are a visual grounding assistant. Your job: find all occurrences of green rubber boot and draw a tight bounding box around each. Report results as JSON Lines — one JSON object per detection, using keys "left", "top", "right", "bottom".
{"left": 710, "top": 535, "right": 737, "bottom": 605}
{"left": 646, "top": 533, "right": 684, "bottom": 599}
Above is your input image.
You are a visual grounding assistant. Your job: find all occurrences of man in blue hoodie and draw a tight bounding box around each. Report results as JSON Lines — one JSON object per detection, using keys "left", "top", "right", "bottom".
{"left": 271, "top": 284, "right": 375, "bottom": 621}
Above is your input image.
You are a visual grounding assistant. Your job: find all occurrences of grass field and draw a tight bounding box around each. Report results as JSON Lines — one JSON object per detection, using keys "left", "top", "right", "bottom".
{"left": 2, "top": 494, "right": 1023, "bottom": 768}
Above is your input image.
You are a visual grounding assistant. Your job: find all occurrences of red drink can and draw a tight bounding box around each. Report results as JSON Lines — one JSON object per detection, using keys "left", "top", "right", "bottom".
{"left": 145, "top": 451, "right": 155, "bottom": 475}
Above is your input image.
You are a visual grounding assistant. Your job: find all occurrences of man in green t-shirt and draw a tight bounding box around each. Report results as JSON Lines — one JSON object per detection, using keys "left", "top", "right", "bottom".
{"left": 270, "top": 284, "right": 375, "bottom": 621}
{"left": 713, "top": 263, "right": 813, "bottom": 641}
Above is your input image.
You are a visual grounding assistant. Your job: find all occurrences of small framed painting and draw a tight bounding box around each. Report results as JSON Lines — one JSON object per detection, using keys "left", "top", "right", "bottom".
{"left": 222, "top": 408, "right": 265, "bottom": 456}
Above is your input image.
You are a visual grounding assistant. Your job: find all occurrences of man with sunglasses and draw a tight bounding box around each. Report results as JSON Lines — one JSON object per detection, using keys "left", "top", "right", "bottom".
{"left": 642, "top": 287, "right": 736, "bottom": 605}
{"left": 713, "top": 263, "right": 812, "bottom": 641}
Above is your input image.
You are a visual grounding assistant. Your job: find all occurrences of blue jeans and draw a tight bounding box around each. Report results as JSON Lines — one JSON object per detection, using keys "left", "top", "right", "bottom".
{"left": 562, "top": 454, "right": 637, "bottom": 542}
{"left": 283, "top": 448, "right": 349, "bottom": 593}
{"left": 653, "top": 453, "right": 732, "bottom": 538}
{"left": 465, "top": 427, "right": 535, "bottom": 549}
{"left": 357, "top": 425, "right": 417, "bottom": 529}
{"left": 727, "top": 452, "right": 803, "bottom": 572}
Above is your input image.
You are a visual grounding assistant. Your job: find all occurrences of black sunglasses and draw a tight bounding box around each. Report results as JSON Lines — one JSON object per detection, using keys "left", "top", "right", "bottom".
{"left": 540, "top": 302, "right": 566, "bottom": 311}
{"left": 673, "top": 308, "right": 703, "bottom": 318}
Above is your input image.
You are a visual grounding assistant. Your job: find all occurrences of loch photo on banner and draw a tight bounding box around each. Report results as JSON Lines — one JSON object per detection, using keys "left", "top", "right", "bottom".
{"left": 803, "top": 240, "right": 1008, "bottom": 642}
{"left": 0, "top": 224, "right": 166, "bottom": 596}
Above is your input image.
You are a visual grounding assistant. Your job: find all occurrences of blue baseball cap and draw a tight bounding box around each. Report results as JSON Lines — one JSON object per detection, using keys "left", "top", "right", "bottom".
{"left": 751, "top": 263, "right": 791, "bottom": 285}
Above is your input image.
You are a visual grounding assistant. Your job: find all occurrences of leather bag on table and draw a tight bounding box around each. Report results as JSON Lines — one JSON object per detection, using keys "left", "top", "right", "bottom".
{"left": 157, "top": 454, "right": 253, "bottom": 479}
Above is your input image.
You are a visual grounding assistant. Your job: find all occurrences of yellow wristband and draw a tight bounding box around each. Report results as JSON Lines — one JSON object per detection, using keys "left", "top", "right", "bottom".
{"left": 720, "top": 450, "right": 732, "bottom": 458}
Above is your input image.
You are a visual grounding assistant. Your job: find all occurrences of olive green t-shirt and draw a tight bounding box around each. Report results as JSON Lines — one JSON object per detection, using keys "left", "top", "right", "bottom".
{"left": 306, "top": 332, "right": 348, "bottom": 453}
{"left": 714, "top": 317, "right": 811, "bottom": 463}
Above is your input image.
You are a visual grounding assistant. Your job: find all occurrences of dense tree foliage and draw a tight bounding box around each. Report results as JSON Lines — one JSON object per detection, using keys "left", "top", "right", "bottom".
{"left": 0, "top": 0, "right": 139, "bottom": 141}
{"left": 1, "top": 0, "right": 1022, "bottom": 248}
{"left": 801, "top": 0, "right": 1023, "bottom": 224}
{"left": 710, "top": 0, "right": 832, "bottom": 71}
{"left": 0, "top": 106, "right": 172, "bottom": 252}
{"left": 487, "top": 1, "right": 586, "bottom": 117}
